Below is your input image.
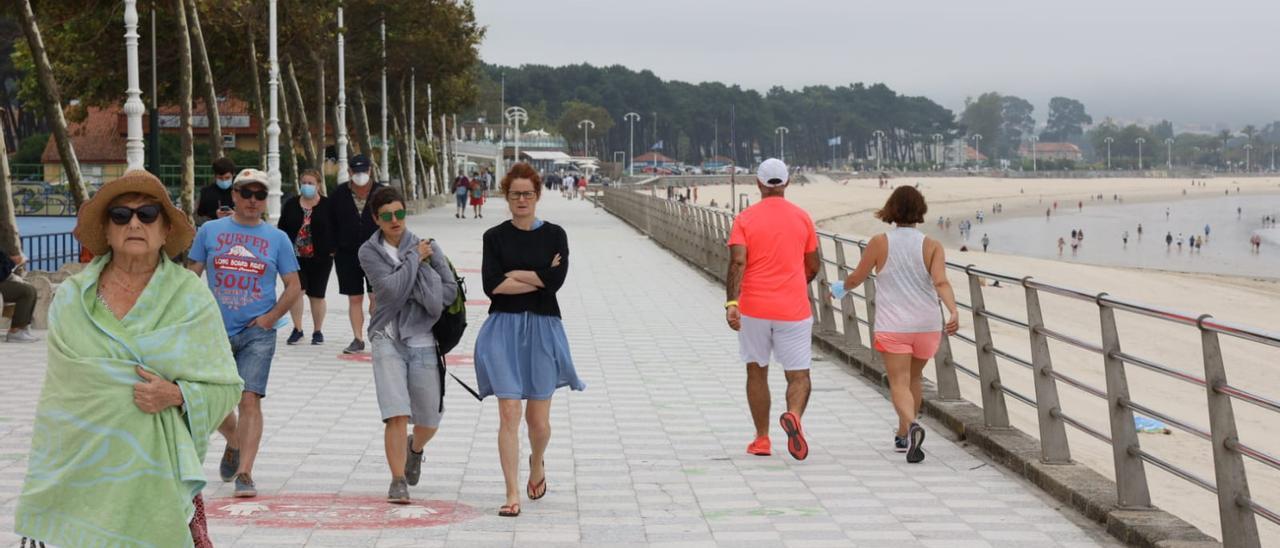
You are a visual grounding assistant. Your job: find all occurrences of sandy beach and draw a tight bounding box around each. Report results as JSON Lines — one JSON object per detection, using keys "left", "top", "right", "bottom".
{"left": 680, "top": 175, "right": 1280, "bottom": 541}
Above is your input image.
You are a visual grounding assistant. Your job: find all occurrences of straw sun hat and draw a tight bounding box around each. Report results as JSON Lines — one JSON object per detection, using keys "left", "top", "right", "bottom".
{"left": 73, "top": 170, "right": 194, "bottom": 258}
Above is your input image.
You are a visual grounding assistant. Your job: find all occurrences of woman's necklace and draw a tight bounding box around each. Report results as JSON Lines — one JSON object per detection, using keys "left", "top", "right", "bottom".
{"left": 104, "top": 264, "right": 155, "bottom": 294}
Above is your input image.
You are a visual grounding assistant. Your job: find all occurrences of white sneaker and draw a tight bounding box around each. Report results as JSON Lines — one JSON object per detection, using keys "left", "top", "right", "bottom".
{"left": 6, "top": 328, "right": 39, "bottom": 343}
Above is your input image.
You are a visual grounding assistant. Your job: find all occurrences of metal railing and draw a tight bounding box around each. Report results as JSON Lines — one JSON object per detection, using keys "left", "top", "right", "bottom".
{"left": 600, "top": 185, "right": 1280, "bottom": 547}
{"left": 20, "top": 232, "right": 81, "bottom": 272}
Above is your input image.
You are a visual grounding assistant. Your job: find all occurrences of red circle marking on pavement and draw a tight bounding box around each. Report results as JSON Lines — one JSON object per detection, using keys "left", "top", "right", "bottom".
{"left": 465, "top": 299, "right": 490, "bottom": 306}
{"left": 444, "top": 354, "right": 473, "bottom": 367}
{"left": 207, "top": 495, "right": 479, "bottom": 530}
{"left": 337, "top": 352, "right": 372, "bottom": 363}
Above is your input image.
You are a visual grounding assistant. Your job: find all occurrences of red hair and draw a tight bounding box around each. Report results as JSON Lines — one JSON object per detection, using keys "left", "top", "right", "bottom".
{"left": 500, "top": 163, "right": 543, "bottom": 197}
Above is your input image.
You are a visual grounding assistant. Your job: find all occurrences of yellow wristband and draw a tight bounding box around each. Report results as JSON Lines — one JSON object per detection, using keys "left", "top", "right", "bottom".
{"left": 725, "top": 300, "right": 739, "bottom": 309}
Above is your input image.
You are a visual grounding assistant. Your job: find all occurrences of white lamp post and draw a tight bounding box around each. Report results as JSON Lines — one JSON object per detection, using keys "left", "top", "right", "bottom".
{"left": 266, "top": 0, "right": 281, "bottom": 219}
{"left": 970, "top": 134, "right": 983, "bottom": 166}
{"left": 335, "top": 3, "right": 349, "bottom": 183}
{"left": 505, "top": 106, "right": 527, "bottom": 163}
{"left": 624, "top": 112, "right": 640, "bottom": 176}
{"left": 408, "top": 68, "right": 416, "bottom": 197}
{"left": 379, "top": 15, "right": 389, "bottom": 182}
{"left": 931, "top": 133, "right": 943, "bottom": 167}
{"left": 872, "top": 129, "right": 886, "bottom": 171}
{"left": 775, "top": 126, "right": 789, "bottom": 163}
{"left": 578, "top": 119, "right": 595, "bottom": 157}
{"left": 1165, "top": 138, "right": 1174, "bottom": 170}
{"left": 1135, "top": 137, "right": 1145, "bottom": 170}
{"left": 123, "top": 0, "right": 144, "bottom": 171}
{"left": 1244, "top": 144, "right": 1253, "bottom": 172}
{"left": 1029, "top": 135, "right": 1039, "bottom": 172}
{"left": 1104, "top": 136, "right": 1114, "bottom": 170}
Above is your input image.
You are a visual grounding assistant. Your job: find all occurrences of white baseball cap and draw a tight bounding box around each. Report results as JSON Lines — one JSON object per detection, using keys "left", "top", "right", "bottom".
{"left": 756, "top": 158, "right": 789, "bottom": 187}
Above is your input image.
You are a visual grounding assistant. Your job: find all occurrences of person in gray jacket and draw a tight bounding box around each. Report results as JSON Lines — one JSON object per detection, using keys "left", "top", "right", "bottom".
{"left": 358, "top": 187, "right": 458, "bottom": 504}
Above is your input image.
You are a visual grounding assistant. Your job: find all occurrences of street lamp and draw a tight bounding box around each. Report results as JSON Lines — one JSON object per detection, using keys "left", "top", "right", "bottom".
{"left": 1135, "top": 137, "right": 1145, "bottom": 170}
{"left": 1165, "top": 138, "right": 1174, "bottom": 171}
{"left": 266, "top": 0, "right": 281, "bottom": 219}
{"left": 1244, "top": 144, "right": 1253, "bottom": 172}
{"left": 931, "top": 133, "right": 943, "bottom": 167}
{"left": 775, "top": 126, "right": 789, "bottom": 163}
{"left": 504, "top": 106, "right": 527, "bottom": 163}
{"left": 578, "top": 119, "right": 595, "bottom": 157}
{"left": 1272, "top": 144, "right": 1277, "bottom": 172}
{"left": 123, "top": 0, "right": 144, "bottom": 171}
{"left": 1103, "top": 136, "right": 1114, "bottom": 170}
{"left": 872, "top": 130, "right": 886, "bottom": 171}
{"left": 1029, "top": 135, "right": 1039, "bottom": 172}
{"left": 969, "top": 134, "right": 983, "bottom": 166}
{"left": 336, "top": 3, "right": 349, "bottom": 184}
{"left": 624, "top": 112, "right": 640, "bottom": 176}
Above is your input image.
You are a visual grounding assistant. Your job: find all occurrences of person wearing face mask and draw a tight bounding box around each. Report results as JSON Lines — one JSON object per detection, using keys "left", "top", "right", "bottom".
{"left": 278, "top": 168, "right": 334, "bottom": 346}
{"left": 196, "top": 157, "right": 239, "bottom": 226}
{"left": 329, "top": 154, "right": 387, "bottom": 354}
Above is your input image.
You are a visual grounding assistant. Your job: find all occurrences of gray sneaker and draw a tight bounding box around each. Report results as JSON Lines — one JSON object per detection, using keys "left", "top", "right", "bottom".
{"left": 405, "top": 435, "right": 424, "bottom": 486}
{"left": 6, "top": 328, "right": 39, "bottom": 343}
{"left": 343, "top": 338, "right": 365, "bottom": 354}
{"left": 906, "top": 422, "right": 926, "bottom": 464}
{"left": 387, "top": 476, "right": 410, "bottom": 504}
{"left": 219, "top": 447, "right": 240, "bottom": 482}
{"left": 234, "top": 473, "right": 257, "bottom": 497}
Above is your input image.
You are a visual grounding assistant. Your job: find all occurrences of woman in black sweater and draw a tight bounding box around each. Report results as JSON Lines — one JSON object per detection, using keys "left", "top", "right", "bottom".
{"left": 276, "top": 168, "right": 334, "bottom": 345}
{"left": 474, "top": 163, "right": 584, "bottom": 518}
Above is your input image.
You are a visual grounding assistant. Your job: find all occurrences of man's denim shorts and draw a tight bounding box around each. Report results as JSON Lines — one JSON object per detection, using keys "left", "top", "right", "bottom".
{"left": 229, "top": 325, "right": 277, "bottom": 397}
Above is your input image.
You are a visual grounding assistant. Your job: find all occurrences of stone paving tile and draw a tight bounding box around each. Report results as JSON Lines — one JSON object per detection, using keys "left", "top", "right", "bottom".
{"left": 0, "top": 195, "right": 1126, "bottom": 547}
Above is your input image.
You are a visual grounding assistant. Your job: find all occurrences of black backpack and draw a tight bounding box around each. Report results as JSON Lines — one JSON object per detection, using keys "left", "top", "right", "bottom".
{"left": 432, "top": 258, "right": 467, "bottom": 354}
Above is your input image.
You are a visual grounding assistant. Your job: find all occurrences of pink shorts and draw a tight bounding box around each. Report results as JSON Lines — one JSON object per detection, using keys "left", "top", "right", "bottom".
{"left": 874, "top": 331, "right": 942, "bottom": 360}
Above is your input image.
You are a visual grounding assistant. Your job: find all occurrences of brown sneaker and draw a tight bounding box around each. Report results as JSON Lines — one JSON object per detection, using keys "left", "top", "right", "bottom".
{"left": 234, "top": 473, "right": 257, "bottom": 497}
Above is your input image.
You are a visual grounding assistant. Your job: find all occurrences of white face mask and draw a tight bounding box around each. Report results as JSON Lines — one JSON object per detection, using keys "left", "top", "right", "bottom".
{"left": 352, "top": 173, "right": 371, "bottom": 187}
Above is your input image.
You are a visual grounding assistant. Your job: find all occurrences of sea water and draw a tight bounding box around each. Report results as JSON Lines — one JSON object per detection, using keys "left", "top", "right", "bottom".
{"left": 958, "top": 194, "right": 1280, "bottom": 280}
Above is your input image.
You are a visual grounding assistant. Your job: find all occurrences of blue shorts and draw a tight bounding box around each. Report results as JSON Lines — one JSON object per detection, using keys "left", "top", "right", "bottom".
{"left": 229, "top": 325, "right": 277, "bottom": 397}
{"left": 455, "top": 192, "right": 468, "bottom": 207}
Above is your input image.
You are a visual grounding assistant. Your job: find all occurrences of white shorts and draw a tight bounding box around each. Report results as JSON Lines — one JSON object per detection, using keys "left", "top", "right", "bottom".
{"left": 738, "top": 314, "right": 813, "bottom": 371}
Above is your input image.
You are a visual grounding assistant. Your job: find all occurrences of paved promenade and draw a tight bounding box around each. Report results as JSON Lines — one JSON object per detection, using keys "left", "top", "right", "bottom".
{"left": 0, "top": 191, "right": 1120, "bottom": 547}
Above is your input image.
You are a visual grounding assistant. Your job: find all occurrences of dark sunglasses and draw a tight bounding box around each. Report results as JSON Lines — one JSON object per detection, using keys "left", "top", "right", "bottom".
{"left": 107, "top": 205, "right": 163, "bottom": 225}
{"left": 377, "top": 209, "right": 408, "bottom": 222}
{"left": 238, "top": 187, "right": 269, "bottom": 201}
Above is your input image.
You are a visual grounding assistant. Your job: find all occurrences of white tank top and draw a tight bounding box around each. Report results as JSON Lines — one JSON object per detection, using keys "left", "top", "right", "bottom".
{"left": 874, "top": 226, "right": 943, "bottom": 333}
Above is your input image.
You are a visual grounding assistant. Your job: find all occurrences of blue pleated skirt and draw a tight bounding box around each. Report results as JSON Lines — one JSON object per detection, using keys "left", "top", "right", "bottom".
{"left": 474, "top": 312, "right": 585, "bottom": 400}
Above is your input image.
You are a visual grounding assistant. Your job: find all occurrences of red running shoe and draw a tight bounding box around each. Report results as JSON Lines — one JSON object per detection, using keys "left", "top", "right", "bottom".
{"left": 779, "top": 412, "right": 808, "bottom": 460}
{"left": 746, "top": 436, "right": 772, "bottom": 456}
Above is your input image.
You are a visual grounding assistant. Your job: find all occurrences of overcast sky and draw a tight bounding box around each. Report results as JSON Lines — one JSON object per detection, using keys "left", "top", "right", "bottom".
{"left": 474, "top": 0, "right": 1277, "bottom": 130}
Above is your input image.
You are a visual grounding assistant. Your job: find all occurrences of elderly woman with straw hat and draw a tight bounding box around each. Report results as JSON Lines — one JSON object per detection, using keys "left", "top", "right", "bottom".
{"left": 15, "top": 170, "right": 243, "bottom": 547}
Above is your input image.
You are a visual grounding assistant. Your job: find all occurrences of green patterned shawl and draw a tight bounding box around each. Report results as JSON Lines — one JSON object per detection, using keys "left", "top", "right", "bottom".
{"left": 15, "top": 254, "right": 243, "bottom": 547}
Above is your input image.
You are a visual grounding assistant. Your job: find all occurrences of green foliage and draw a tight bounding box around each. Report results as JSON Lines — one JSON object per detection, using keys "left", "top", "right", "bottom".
{"left": 12, "top": 131, "right": 48, "bottom": 163}
{"left": 556, "top": 100, "right": 614, "bottom": 154}
{"left": 1041, "top": 97, "right": 1092, "bottom": 142}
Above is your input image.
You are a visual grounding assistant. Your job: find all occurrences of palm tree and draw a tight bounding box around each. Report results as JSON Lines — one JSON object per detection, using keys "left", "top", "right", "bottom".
{"left": 0, "top": 116, "right": 20, "bottom": 254}
{"left": 1218, "top": 129, "right": 1233, "bottom": 168}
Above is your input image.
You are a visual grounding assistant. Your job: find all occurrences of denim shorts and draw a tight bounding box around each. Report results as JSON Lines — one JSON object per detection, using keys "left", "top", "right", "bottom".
{"left": 229, "top": 325, "right": 277, "bottom": 397}
{"left": 371, "top": 332, "right": 443, "bottom": 427}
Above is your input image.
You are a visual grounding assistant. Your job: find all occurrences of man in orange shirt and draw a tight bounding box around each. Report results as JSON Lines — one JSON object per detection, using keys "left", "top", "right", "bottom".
{"left": 725, "top": 158, "right": 819, "bottom": 460}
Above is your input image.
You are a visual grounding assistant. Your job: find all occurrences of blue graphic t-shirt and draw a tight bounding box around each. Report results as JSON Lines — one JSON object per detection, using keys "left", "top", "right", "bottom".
{"left": 190, "top": 217, "right": 300, "bottom": 336}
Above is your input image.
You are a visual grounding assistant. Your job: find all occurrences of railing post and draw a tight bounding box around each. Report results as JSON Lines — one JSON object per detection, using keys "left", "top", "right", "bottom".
{"left": 1198, "top": 314, "right": 1260, "bottom": 547}
{"left": 864, "top": 276, "right": 877, "bottom": 347}
{"left": 813, "top": 243, "right": 836, "bottom": 332}
{"left": 1097, "top": 296, "right": 1152, "bottom": 509}
{"left": 832, "top": 240, "right": 863, "bottom": 348}
{"left": 931, "top": 325, "right": 962, "bottom": 401}
{"left": 967, "top": 268, "right": 1010, "bottom": 428}
{"left": 1024, "top": 282, "right": 1071, "bottom": 464}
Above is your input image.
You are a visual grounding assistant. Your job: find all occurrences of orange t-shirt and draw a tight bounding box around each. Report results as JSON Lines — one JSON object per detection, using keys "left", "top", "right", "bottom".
{"left": 727, "top": 196, "right": 818, "bottom": 321}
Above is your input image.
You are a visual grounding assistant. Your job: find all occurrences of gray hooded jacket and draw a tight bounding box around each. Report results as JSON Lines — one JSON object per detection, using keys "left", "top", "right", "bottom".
{"left": 357, "top": 229, "right": 458, "bottom": 344}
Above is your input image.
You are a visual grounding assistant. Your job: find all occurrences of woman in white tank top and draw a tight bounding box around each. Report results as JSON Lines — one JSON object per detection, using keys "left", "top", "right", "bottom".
{"left": 840, "top": 186, "right": 959, "bottom": 463}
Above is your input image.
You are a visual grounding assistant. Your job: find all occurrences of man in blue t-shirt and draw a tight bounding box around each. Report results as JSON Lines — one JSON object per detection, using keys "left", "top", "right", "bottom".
{"left": 188, "top": 168, "right": 301, "bottom": 498}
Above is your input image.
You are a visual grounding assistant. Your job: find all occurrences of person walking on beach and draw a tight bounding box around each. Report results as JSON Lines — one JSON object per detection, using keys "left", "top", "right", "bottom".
{"left": 359, "top": 187, "right": 458, "bottom": 504}
{"left": 1252, "top": 234, "right": 1263, "bottom": 253}
{"left": 278, "top": 169, "right": 333, "bottom": 346}
{"left": 841, "top": 186, "right": 960, "bottom": 463}
{"left": 725, "top": 158, "right": 817, "bottom": 461}
{"left": 189, "top": 169, "right": 302, "bottom": 498}
{"left": 1078, "top": 200, "right": 1083, "bottom": 211}
{"left": 1123, "top": 230, "right": 1129, "bottom": 247}
{"left": 1057, "top": 237, "right": 1065, "bottom": 256}
{"left": 474, "top": 163, "right": 584, "bottom": 517}
{"left": 1070, "top": 237, "right": 1079, "bottom": 256}
{"left": 1166, "top": 232, "right": 1173, "bottom": 248}
{"left": 1204, "top": 224, "right": 1211, "bottom": 241}
{"left": 1137, "top": 223, "right": 1143, "bottom": 238}
{"left": 981, "top": 233, "right": 990, "bottom": 252}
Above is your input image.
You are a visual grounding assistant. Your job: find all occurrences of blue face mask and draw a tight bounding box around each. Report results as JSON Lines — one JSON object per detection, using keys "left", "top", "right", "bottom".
{"left": 300, "top": 184, "right": 318, "bottom": 198}
{"left": 215, "top": 177, "right": 232, "bottom": 190}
